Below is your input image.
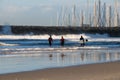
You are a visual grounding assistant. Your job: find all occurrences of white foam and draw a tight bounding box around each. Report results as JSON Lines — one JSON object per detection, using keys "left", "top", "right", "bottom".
{"left": 0, "top": 33, "right": 109, "bottom": 40}
{"left": 0, "top": 42, "right": 18, "bottom": 46}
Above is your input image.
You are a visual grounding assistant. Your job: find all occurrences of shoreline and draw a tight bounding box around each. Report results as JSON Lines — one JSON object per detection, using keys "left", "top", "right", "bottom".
{"left": 0, "top": 61, "right": 120, "bottom": 80}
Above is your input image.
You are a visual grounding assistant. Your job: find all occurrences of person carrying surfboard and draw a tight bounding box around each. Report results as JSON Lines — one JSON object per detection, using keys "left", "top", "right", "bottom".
{"left": 80, "top": 36, "right": 85, "bottom": 46}
{"left": 80, "top": 36, "right": 88, "bottom": 46}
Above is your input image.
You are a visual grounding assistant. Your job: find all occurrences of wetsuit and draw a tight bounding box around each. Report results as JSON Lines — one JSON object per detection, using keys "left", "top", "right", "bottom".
{"left": 60, "top": 37, "right": 64, "bottom": 46}
{"left": 48, "top": 37, "right": 53, "bottom": 46}
{"left": 80, "top": 36, "right": 85, "bottom": 46}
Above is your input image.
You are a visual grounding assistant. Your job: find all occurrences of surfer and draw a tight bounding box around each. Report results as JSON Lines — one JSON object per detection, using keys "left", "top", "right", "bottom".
{"left": 60, "top": 36, "right": 65, "bottom": 46}
{"left": 80, "top": 36, "right": 85, "bottom": 46}
{"left": 48, "top": 35, "right": 53, "bottom": 46}
{"left": 80, "top": 36, "right": 88, "bottom": 46}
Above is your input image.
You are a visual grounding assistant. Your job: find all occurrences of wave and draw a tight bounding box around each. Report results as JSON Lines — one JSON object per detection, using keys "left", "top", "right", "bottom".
{"left": 0, "top": 37, "right": 120, "bottom": 48}
{"left": 0, "top": 42, "right": 18, "bottom": 46}
{"left": 1, "top": 46, "right": 120, "bottom": 58}
{"left": 0, "top": 34, "right": 120, "bottom": 56}
{"left": 0, "top": 33, "right": 109, "bottom": 40}
{"left": 0, "top": 45, "right": 118, "bottom": 53}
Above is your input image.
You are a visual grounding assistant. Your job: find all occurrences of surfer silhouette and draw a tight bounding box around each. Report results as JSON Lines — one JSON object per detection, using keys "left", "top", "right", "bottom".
{"left": 80, "top": 36, "right": 88, "bottom": 46}
{"left": 60, "top": 36, "right": 65, "bottom": 46}
{"left": 80, "top": 36, "right": 85, "bottom": 46}
{"left": 48, "top": 35, "right": 53, "bottom": 46}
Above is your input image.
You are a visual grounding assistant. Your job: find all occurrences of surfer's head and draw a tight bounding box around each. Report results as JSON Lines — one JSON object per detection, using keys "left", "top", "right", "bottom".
{"left": 81, "top": 36, "right": 83, "bottom": 38}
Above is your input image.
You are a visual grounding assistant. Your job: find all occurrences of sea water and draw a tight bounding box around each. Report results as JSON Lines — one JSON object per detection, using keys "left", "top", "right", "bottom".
{"left": 0, "top": 34, "right": 120, "bottom": 74}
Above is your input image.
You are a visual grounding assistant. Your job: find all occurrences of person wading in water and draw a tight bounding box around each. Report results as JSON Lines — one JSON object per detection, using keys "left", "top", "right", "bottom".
{"left": 80, "top": 36, "right": 88, "bottom": 47}
{"left": 48, "top": 35, "right": 53, "bottom": 46}
{"left": 80, "top": 36, "right": 85, "bottom": 46}
{"left": 60, "top": 36, "right": 65, "bottom": 46}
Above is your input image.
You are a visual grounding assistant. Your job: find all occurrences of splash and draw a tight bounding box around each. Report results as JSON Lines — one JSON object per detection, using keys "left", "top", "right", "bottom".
{"left": 0, "top": 24, "right": 12, "bottom": 35}
{"left": 0, "top": 33, "right": 109, "bottom": 40}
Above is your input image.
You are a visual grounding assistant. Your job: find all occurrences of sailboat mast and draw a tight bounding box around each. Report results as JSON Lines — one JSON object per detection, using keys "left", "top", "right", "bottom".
{"left": 89, "top": 13, "right": 92, "bottom": 27}
{"left": 68, "top": 13, "right": 71, "bottom": 26}
{"left": 98, "top": 0, "right": 101, "bottom": 27}
{"left": 87, "top": 0, "right": 89, "bottom": 25}
{"left": 81, "top": 10, "right": 84, "bottom": 27}
{"left": 61, "top": 6, "right": 65, "bottom": 26}
{"left": 103, "top": 3, "right": 106, "bottom": 27}
{"left": 56, "top": 12, "right": 59, "bottom": 26}
{"left": 94, "top": 1, "right": 97, "bottom": 27}
{"left": 114, "top": 0, "right": 118, "bottom": 27}
{"left": 109, "top": 6, "right": 112, "bottom": 27}
{"left": 117, "top": 13, "right": 119, "bottom": 26}
{"left": 72, "top": 5, "right": 76, "bottom": 26}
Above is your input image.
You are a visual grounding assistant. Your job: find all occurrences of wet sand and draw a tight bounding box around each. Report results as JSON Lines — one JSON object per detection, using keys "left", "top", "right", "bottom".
{"left": 0, "top": 61, "right": 120, "bottom": 80}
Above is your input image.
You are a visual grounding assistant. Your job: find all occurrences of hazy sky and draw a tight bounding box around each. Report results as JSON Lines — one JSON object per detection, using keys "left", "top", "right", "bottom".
{"left": 0, "top": 0, "right": 118, "bottom": 26}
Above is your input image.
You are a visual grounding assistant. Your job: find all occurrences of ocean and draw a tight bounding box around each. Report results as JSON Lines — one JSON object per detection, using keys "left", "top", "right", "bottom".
{"left": 0, "top": 34, "right": 120, "bottom": 74}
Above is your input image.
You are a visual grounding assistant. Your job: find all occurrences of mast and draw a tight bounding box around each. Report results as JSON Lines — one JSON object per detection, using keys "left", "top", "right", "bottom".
{"left": 98, "top": 0, "right": 101, "bottom": 27}
{"left": 109, "top": 6, "right": 112, "bottom": 27}
{"left": 61, "top": 6, "right": 65, "bottom": 26}
{"left": 103, "top": 3, "right": 106, "bottom": 27}
{"left": 94, "top": 1, "right": 97, "bottom": 27}
{"left": 87, "top": 0, "right": 89, "bottom": 25}
{"left": 117, "top": 13, "right": 119, "bottom": 26}
{"left": 56, "top": 12, "right": 59, "bottom": 26}
{"left": 80, "top": 10, "right": 84, "bottom": 27}
{"left": 114, "top": 0, "right": 118, "bottom": 27}
{"left": 64, "top": 9, "right": 69, "bottom": 26}
{"left": 72, "top": 5, "right": 76, "bottom": 26}
{"left": 68, "top": 13, "right": 71, "bottom": 26}
{"left": 89, "top": 13, "right": 92, "bottom": 27}
{"left": 118, "top": 3, "right": 120, "bottom": 27}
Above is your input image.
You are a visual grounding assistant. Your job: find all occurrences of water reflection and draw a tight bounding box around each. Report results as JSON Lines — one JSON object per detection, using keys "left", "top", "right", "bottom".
{"left": 1, "top": 49, "right": 120, "bottom": 74}
{"left": 61, "top": 53, "right": 66, "bottom": 60}
{"left": 48, "top": 50, "right": 120, "bottom": 66}
{"left": 81, "top": 53, "right": 85, "bottom": 61}
{"left": 49, "top": 54, "right": 53, "bottom": 60}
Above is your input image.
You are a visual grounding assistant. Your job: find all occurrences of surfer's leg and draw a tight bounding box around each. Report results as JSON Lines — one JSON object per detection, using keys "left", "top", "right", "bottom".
{"left": 49, "top": 41, "right": 52, "bottom": 46}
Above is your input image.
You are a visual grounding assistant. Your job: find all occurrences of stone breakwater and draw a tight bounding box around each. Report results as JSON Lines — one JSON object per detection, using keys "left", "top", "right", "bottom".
{"left": 0, "top": 25, "right": 120, "bottom": 37}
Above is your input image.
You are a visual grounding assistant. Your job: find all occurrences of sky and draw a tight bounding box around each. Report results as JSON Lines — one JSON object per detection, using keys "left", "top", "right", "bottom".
{"left": 0, "top": 0, "right": 119, "bottom": 26}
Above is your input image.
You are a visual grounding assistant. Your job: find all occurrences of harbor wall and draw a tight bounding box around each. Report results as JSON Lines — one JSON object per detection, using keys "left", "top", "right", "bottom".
{"left": 0, "top": 25, "right": 120, "bottom": 37}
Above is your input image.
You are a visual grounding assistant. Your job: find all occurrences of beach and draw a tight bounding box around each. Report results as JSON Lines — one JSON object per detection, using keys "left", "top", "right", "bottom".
{"left": 0, "top": 34, "right": 120, "bottom": 80}
{"left": 0, "top": 0, "right": 120, "bottom": 79}
{"left": 0, "top": 61, "right": 120, "bottom": 80}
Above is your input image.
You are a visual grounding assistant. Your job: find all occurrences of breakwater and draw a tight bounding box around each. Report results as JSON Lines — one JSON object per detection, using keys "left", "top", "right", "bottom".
{"left": 0, "top": 25, "right": 120, "bottom": 37}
